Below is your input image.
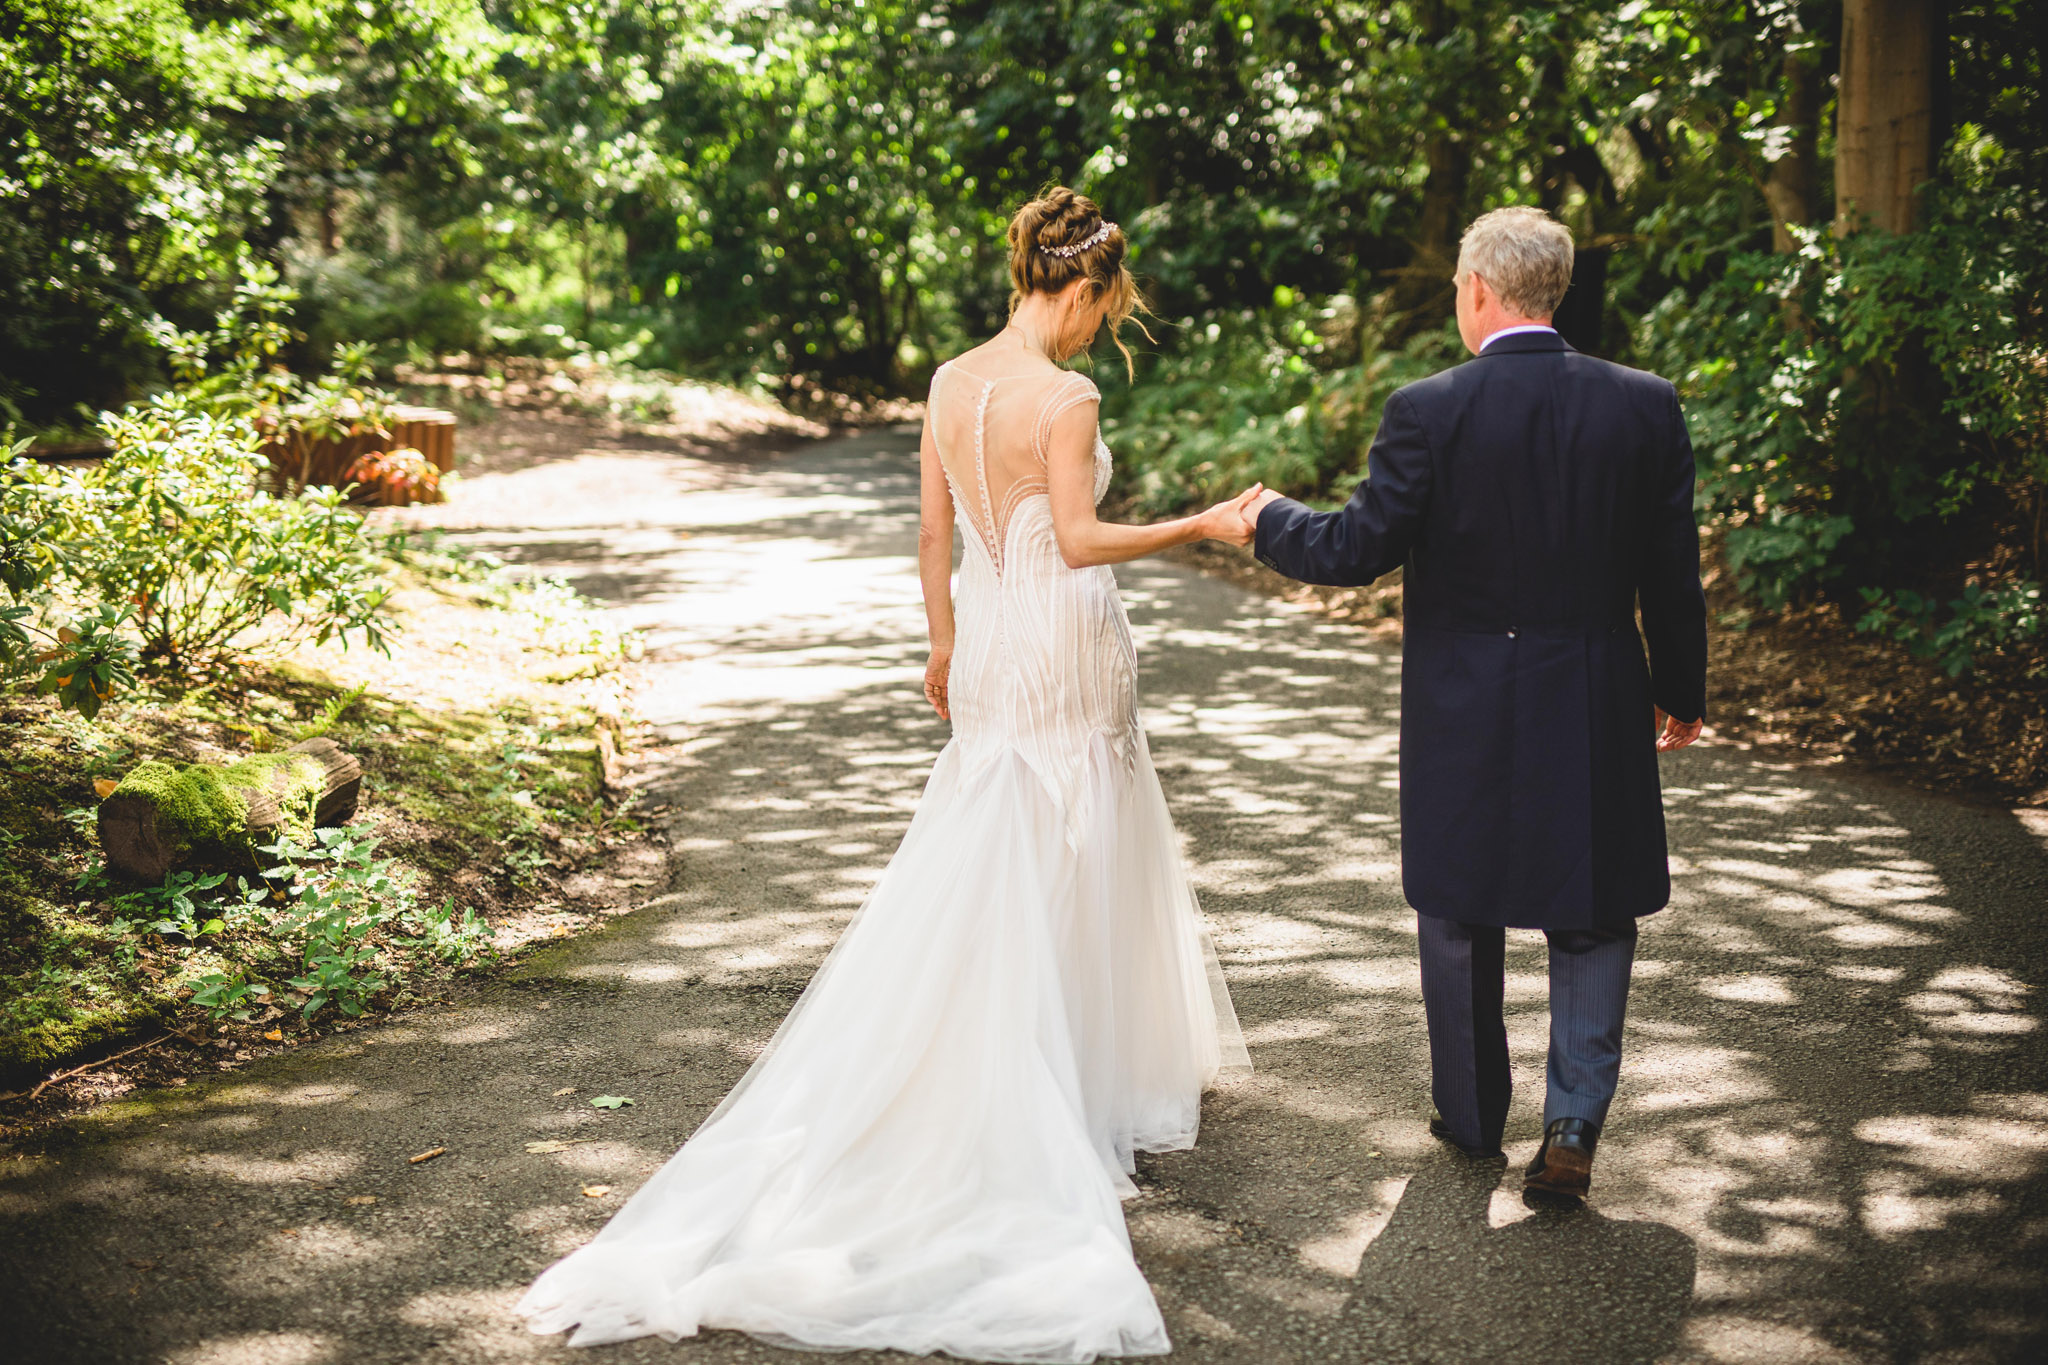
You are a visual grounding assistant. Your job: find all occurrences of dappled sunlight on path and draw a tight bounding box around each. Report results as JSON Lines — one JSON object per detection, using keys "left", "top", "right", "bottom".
{"left": 2, "top": 428, "right": 2042, "bottom": 1363}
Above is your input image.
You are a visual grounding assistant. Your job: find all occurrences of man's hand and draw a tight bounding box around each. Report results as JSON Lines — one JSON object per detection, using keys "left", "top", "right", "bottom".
{"left": 1654, "top": 707, "right": 1703, "bottom": 752}
{"left": 1239, "top": 486, "right": 1284, "bottom": 539}
{"left": 1201, "top": 485, "right": 1266, "bottom": 547}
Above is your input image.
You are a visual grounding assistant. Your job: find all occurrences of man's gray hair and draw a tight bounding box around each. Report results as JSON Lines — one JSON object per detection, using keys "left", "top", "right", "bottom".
{"left": 1455, "top": 207, "right": 1575, "bottom": 318}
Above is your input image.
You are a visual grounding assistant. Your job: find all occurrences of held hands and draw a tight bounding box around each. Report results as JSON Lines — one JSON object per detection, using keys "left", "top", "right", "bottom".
{"left": 1202, "top": 484, "right": 1274, "bottom": 548}
{"left": 924, "top": 646, "right": 952, "bottom": 720}
{"left": 1654, "top": 707, "right": 1704, "bottom": 752}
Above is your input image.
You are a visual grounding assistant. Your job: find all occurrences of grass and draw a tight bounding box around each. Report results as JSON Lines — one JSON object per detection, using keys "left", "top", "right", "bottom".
{"left": 0, "top": 535, "right": 647, "bottom": 1104}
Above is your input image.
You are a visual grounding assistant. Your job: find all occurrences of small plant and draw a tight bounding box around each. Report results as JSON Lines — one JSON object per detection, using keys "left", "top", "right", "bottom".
{"left": 342, "top": 446, "right": 440, "bottom": 507}
{"left": 297, "top": 683, "right": 369, "bottom": 742}
{"left": 1722, "top": 509, "right": 1854, "bottom": 611}
{"left": 255, "top": 824, "right": 480, "bottom": 1018}
{"left": 189, "top": 972, "right": 272, "bottom": 1022}
{"left": 396, "top": 898, "right": 493, "bottom": 965}
{"left": 111, "top": 871, "right": 233, "bottom": 940}
{"left": 1856, "top": 579, "right": 2047, "bottom": 677}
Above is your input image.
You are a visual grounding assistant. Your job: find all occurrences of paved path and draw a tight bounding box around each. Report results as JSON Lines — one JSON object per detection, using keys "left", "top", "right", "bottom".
{"left": 5, "top": 430, "right": 2047, "bottom": 1365}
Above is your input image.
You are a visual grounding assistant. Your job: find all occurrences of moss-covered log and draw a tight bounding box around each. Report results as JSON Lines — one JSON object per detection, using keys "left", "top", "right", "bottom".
{"left": 97, "top": 738, "right": 362, "bottom": 881}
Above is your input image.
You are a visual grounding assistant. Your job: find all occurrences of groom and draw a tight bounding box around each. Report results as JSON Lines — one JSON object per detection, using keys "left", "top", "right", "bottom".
{"left": 1242, "top": 206, "right": 1706, "bottom": 1207}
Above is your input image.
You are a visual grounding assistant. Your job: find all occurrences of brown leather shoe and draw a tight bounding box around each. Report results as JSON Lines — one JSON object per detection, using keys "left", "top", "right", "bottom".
{"left": 1523, "top": 1117, "right": 1599, "bottom": 1208}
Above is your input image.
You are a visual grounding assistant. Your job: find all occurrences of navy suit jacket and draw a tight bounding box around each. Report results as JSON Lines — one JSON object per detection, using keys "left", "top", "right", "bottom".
{"left": 1253, "top": 330, "right": 1706, "bottom": 929}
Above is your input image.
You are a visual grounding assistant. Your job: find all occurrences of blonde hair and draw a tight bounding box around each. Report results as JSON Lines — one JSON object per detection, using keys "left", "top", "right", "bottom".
{"left": 1455, "top": 206, "right": 1575, "bottom": 318}
{"left": 1007, "top": 186, "right": 1151, "bottom": 377}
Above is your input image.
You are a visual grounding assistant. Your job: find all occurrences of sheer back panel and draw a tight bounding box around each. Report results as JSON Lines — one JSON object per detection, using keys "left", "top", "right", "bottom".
{"left": 931, "top": 361, "right": 1102, "bottom": 575}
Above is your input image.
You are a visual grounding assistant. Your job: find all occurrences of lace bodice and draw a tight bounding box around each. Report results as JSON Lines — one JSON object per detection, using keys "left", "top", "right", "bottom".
{"left": 928, "top": 361, "right": 1111, "bottom": 576}
{"left": 924, "top": 355, "right": 1140, "bottom": 837}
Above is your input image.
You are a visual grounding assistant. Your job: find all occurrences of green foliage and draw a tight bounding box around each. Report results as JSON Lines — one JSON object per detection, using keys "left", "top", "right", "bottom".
{"left": 1663, "top": 175, "right": 2046, "bottom": 549}
{"left": 1103, "top": 301, "right": 1463, "bottom": 516}
{"left": 0, "top": 0, "right": 2043, "bottom": 665}
{"left": 261, "top": 825, "right": 469, "bottom": 1018}
{"left": 1722, "top": 510, "right": 1856, "bottom": 612}
{"left": 111, "top": 871, "right": 238, "bottom": 941}
{"left": 24, "top": 398, "right": 392, "bottom": 674}
{"left": 297, "top": 683, "right": 369, "bottom": 743}
{"left": 1856, "top": 581, "right": 2047, "bottom": 678}
{"left": 0, "top": 0, "right": 288, "bottom": 423}
{"left": 153, "top": 266, "right": 405, "bottom": 495}
{"left": 188, "top": 971, "right": 271, "bottom": 1022}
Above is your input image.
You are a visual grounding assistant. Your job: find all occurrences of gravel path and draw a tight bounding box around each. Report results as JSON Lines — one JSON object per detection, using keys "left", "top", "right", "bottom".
{"left": 5, "top": 428, "right": 2045, "bottom": 1365}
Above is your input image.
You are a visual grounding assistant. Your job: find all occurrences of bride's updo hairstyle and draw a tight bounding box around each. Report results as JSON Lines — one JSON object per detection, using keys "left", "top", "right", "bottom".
{"left": 1007, "top": 186, "right": 1150, "bottom": 376}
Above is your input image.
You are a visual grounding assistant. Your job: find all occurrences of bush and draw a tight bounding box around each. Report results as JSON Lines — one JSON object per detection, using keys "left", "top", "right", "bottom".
{"left": 1649, "top": 158, "right": 2048, "bottom": 606}
{"left": 0, "top": 443, "right": 140, "bottom": 718}
{"left": 1856, "top": 579, "right": 2047, "bottom": 678}
{"left": 18, "top": 397, "right": 392, "bottom": 676}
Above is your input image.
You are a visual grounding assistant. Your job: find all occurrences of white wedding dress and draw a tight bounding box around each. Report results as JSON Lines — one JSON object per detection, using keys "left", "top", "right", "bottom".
{"left": 516, "top": 355, "right": 1250, "bottom": 1363}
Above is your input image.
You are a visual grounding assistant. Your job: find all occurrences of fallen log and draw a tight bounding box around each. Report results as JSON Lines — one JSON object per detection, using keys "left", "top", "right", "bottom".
{"left": 98, "top": 738, "right": 363, "bottom": 882}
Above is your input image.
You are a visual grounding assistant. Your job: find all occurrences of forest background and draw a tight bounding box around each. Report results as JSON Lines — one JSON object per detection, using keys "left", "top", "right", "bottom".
{"left": 3, "top": 0, "right": 2045, "bottom": 739}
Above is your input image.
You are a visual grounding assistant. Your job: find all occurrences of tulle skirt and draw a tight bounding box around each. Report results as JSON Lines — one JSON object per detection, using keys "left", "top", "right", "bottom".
{"left": 516, "top": 731, "right": 1249, "bottom": 1363}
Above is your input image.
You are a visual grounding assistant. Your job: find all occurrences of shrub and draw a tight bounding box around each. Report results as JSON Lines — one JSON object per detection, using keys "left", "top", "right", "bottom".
{"left": 1856, "top": 579, "right": 2047, "bottom": 678}
{"left": 1101, "top": 298, "right": 1460, "bottom": 519}
{"left": 1649, "top": 162, "right": 2048, "bottom": 605}
{"left": 26, "top": 398, "right": 393, "bottom": 674}
{"left": 1, "top": 445, "right": 140, "bottom": 718}
{"left": 343, "top": 446, "right": 441, "bottom": 506}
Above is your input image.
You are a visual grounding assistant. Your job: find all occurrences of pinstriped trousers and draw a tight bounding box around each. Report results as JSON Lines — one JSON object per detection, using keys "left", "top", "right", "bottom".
{"left": 1416, "top": 914, "right": 1638, "bottom": 1152}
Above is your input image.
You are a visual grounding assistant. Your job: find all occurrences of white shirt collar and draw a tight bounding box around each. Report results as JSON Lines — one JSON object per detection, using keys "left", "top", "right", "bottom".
{"left": 1480, "top": 324, "right": 1559, "bottom": 352}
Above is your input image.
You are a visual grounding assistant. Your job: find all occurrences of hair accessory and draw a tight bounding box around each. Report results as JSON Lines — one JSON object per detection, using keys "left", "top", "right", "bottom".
{"left": 1039, "top": 220, "right": 1117, "bottom": 259}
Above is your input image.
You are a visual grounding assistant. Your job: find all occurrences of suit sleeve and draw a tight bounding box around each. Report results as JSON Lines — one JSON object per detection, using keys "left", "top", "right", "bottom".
{"left": 1639, "top": 385, "right": 1708, "bottom": 724}
{"left": 1252, "top": 390, "right": 1432, "bottom": 587}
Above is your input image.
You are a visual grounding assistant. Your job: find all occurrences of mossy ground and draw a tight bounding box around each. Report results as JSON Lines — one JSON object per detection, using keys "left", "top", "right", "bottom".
{"left": 0, "top": 548, "right": 650, "bottom": 1111}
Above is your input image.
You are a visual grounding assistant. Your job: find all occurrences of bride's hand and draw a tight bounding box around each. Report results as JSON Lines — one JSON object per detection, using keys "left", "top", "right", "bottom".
{"left": 1200, "top": 484, "right": 1265, "bottom": 547}
{"left": 923, "top": 646, "right": 953, "bottom": 720}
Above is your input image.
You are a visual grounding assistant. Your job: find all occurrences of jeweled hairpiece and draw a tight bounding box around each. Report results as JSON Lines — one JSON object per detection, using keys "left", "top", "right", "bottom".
{"left": 1039, "top": 221, "right": 1118, "bottom": 259}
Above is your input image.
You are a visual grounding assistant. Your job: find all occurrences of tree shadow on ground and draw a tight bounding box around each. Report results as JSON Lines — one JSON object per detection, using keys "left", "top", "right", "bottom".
{"left": 1, "top": 431, "right": 2043, "bottom": 1365}
{"left": 1343, "top": 1156, "right": 1696, "bottom": 1363}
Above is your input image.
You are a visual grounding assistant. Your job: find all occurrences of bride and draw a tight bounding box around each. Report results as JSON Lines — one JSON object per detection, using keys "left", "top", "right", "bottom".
{"left": 517, "top": 187, "right": 1256, "bottom": 1363}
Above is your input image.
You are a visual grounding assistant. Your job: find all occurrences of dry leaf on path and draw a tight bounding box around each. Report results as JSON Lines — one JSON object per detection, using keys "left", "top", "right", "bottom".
{"left": 263, "top": 1029, "right": 284, "bottom": 1042}
{"left": 582, "top": 1185, "right": 612, "bottom": 1198}
{"left": 552, "top": 1086, "right": 577, "bottom": 1096}
{"left": 345, "top": 1195, "right": 378, "bottom": 1206}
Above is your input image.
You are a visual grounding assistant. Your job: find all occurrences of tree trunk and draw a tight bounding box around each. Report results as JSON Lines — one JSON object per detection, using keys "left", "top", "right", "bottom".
{"left": 1836, "top": 0, "right": 1940, "bottom": 235}
{"left": 1386, "top": 130, "right": 1468, "bottom": 342}
{"left": 98, "top": 739, "right": 363, "bottom": 883}
{"left": 1551, "top": 246, "right": 1610, "bottom": 357}
{"left": 1764, "top": 47, "right": 1823, "bottom": 251}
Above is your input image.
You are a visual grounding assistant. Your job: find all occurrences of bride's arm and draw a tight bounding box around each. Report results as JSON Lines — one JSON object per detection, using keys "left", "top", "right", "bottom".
{"left": 1046, "top": 400, "right": 1260, "bottom": 568}
{"left": 917, "top": 420, "right": 956, "bottom": 718}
